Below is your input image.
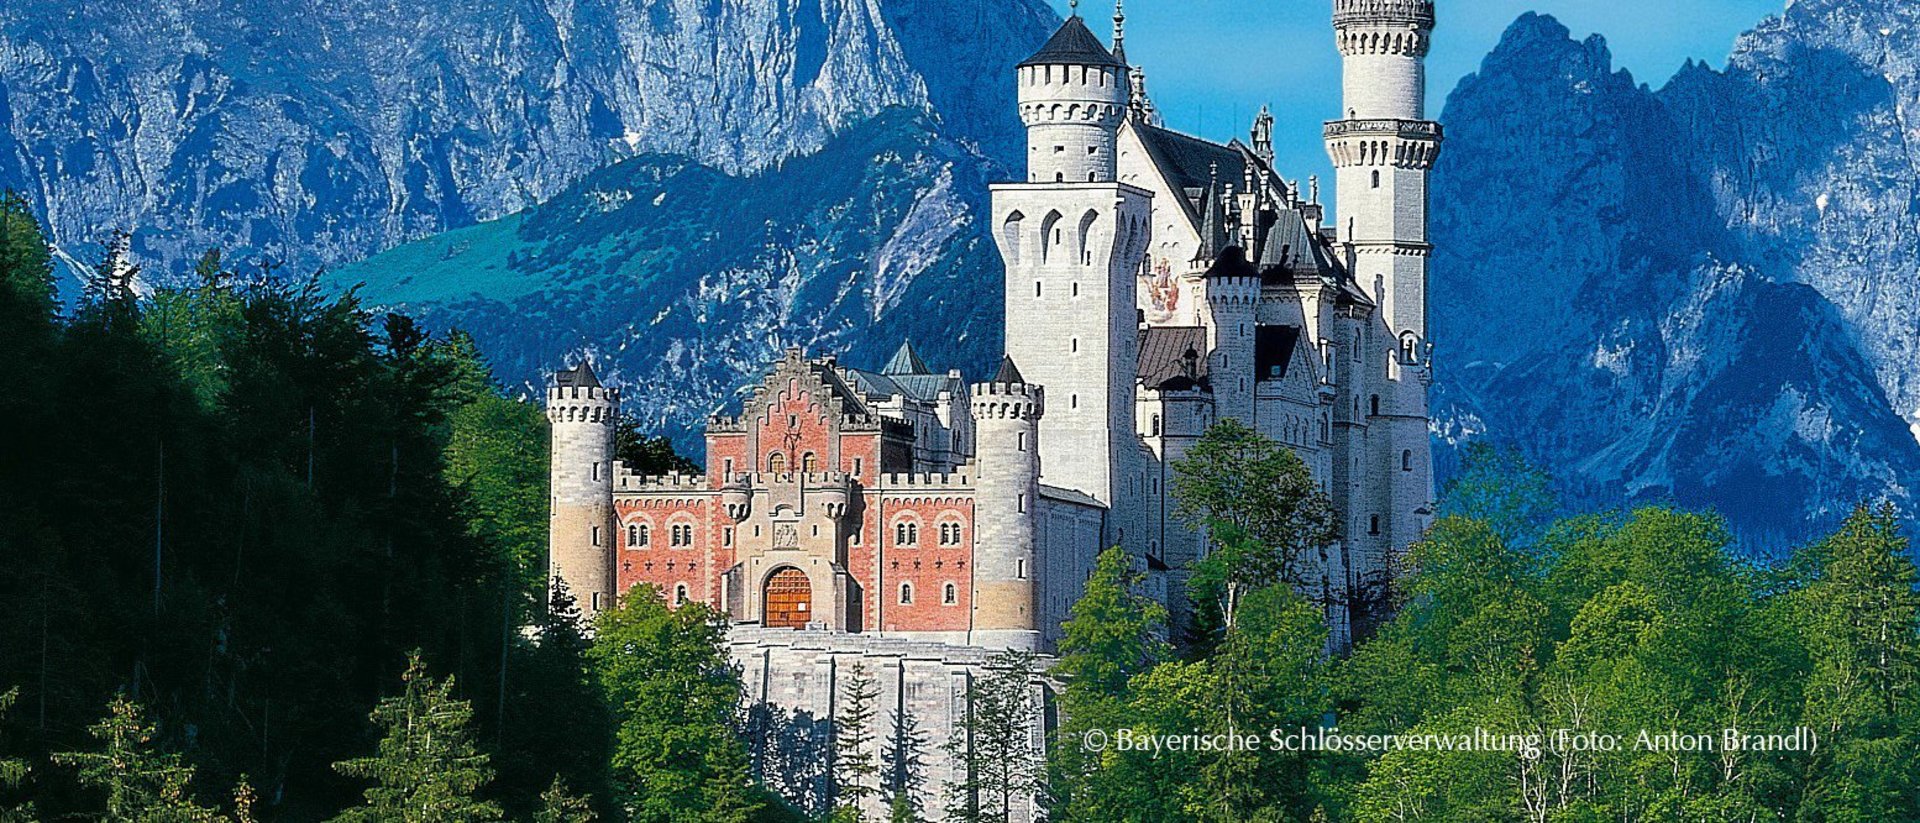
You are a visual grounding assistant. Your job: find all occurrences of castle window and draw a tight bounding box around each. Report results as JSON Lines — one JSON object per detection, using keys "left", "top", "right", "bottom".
{"left": 1370, "top": 396, "right": 1381, "bottom": 417}
{"left": 853, "top": 457, "right": 864, "bottom": 476}
{"left": 675, "top": 584, "right": 689, "bottom": 606}
{"left": 1071, "top": 338, "right": 1079, "bottom": 354}
{"left": 1369, "top": 516, "right": 1381, "bottom": 536}
{"left": 899, "top": 583, "right": 914, "bottom": 605}
{"left": 670, "top": 523, "right": 694, "bottom": 548}
{"left": 1016, "top": 559, "right": 1028, "bottom": 580}
{"left": 1056, "top": 172, "right": 1065, "bottom": 183}
{"left": 943, "top": 583, "right": 959, "bottom": 605}
{"left": 1371, "top": 170, "right": 1381, "bottom": 189}
{"left": 802, "top": 452, "right": 820, "bottom": 473}
{"left": 724, "top": 527, "right": 733, "bottom": 547}
{"left": 629, "top": 523, "right": 649, "bottom": 548}
{"left": 1071, "top": 394, "right": 1079, "bottom": 410}
{"left": 1017, "top": 432, "right": 1028, "bottom": 452}
{"left": 592, "top": 462, "right": 603, "bottom": 482}
{"left": 591, "top": 593, "right": 603, "bottom": 612}
{"left": 1018, "top": 494, "right": 1027, "bottom": 514}
{"left": 939, "top": 522, "right": 963, "bottom": 547}
{"left": 1150, "top": 415, "right": 1161, "bottom": 436}
{"left": 1402, "top": 450, "right": 1413, "bottom": 472}
{"left": 723, "top": 458, "right": 734, "bottom": 479}
{"left": 1054, "top": 145, "right": 1065, "bottom": 154}
{"left": 896, "top": 522, "right": 920, "bottom": 547}
{"left": 1087, "top": 172, "right": 1097, "bottom": 183}
{"left": 1401, "top": 333, "right": 1419, "bottom": 363}
{"left": 768, "top": 452, "right": 787, "bottom": 473}
{"left": 591, "top": 526, "right": 602, "bottom": 547}
{"left": 1072, "top": 281, "right": 1080, "bottom": 297}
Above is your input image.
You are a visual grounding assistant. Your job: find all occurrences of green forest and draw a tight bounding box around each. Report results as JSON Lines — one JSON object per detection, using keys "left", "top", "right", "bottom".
{"left": 1, "top": 190, "right": 1917, "bottom": 823}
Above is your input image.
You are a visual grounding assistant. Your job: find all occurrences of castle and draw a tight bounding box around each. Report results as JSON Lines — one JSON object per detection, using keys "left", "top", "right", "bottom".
{"left": 548, "top": 1, "right": 1438, "bottom": 815}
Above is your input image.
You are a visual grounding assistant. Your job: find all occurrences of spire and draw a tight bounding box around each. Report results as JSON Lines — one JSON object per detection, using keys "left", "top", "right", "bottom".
{"left": 1111, "top": 0, "right": 1127, "bottom": 66}
{"left": 882, "top": 340, "right": 932, "bottom": 375}
{"left": 991, "top": 355, "right": 1027, "bottom": 385}
{"left": 1193, "top": 163, "right": 1228, "bottom": 263}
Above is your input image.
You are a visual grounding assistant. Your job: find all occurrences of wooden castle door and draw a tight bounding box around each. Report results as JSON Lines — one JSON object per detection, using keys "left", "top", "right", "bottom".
{"left": 763, "top": 567, "right": 812, "bottom": 629}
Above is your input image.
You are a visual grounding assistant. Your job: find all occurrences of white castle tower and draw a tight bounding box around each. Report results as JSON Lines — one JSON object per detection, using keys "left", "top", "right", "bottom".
{"left": 547, "top": 362, "right": 618, "bottom": 615}
{"left": 1326, "top": 0, "right": 1440, "bottom": 561}
{"left": 992, "top": 10, "right": 1151, "bottom": 532}
{"left": 969, "top": 357, "right": 1045, "bottom": 651}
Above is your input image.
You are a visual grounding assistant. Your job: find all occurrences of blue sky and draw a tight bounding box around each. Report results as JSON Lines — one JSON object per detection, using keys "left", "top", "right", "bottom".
{"left": 1042, "top": 0, "right": 1787, "bottom": 184}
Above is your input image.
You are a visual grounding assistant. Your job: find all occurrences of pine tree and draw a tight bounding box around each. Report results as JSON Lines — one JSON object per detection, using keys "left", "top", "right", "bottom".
{"left": 943, "top": 651, "right": 1041, "bottom": 823}
{"left": 832, "top": 664, "right": 881, "bottom": 818}
{"left": 534, "top": 777, "right": 596, "bottom": 823}
{"left": 52, "top": 696, "right": 226, "bottom": 822}
{"left": 0, "top": 689, "right": 31, "bottom": 823}
{"left": 330, "top": 653, "right": 504, "bottom": 822}
{"left": 881, "top": 708, "right": 927, "bottom": 821}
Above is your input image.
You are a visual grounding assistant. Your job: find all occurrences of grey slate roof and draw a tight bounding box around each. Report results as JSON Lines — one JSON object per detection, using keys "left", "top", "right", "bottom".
{"left": 991, "top": 356, "right": 1027, "bottom": 385}
{"left": 1019, "top": 16, "right": 1125, "bottom": 69}
{"left": 1137, "top": 326, "right": 1210, "bottom": 390}
{"left": 1203, "top": 245, "right": 1259, "bottom": 280}
{"left": 882, "top": 341, "right": 932, "bottom": 375}
{"left": 553, "top": 361, "right": 601, "bottom": 389}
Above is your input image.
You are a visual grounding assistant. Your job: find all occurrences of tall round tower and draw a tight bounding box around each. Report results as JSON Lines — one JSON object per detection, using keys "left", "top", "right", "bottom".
{"left": 1015, "top": 13, "right": 1129, "bottom": 184}
{"left": 969, "top": 357, "right": 1044, "bottom": 651}
{"left": 547, "top": 362, "right": 618, "bottom": 616}
{"left": 1326, "top": 0, "right": 1440, "bottom": 590}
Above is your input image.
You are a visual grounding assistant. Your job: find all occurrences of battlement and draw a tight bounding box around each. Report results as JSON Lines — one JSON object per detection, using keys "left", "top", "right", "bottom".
{"left": 877, "top": 470, "right": 975, "bottom": 491}
{"left": 970, "top": 381, "right": 1043, "bottom": 420}
{"left": 1325, "top": 121, "right": 1442, "bottom": 170}
{"left": 1333, "top": 0, "right": 1434, "bottom": 28}
{"left": 615, "top": 471, "right": 709, "bottom": 492}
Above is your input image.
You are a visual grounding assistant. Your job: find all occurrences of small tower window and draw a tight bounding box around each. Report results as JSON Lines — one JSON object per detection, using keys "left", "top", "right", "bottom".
{"left": 1017, "top": 432, "right": 1028, "bottom": 452}
{"left": 723, "top": 458, "right": 734, "bottom": 479}
{"left": 943, "top": 583, "right": 958, "bottom": 605}
{"left": 591, "top": 526, "right": 602, "bottom": 547}
{"left": 675, "top": 584, "right": 690, "bottom": 606}
{"left": 1372, "top": 170, "right": 1381, "bottom": 189}
{"left": 1369, "top": 516, "right": 1381, "bottom": 536}
{"left": 1402, "top": 450, "right": 1414, "bottom": 472}
{"left": 592, "top": 462, "right": 603, "bottom": 482}
{"left": 1370, "top": 395, "right": 1381, "bottom": 417}
{"left": 1016, "top": 559, "right": 1028, "bottom": 580}
{"left": 1151, "top": 414, "right": 1162, "bottom": 436}
{"left": 899, "top": 583, "right": 914, "bottom": 605}
{"left": 1056, "top": 172, "right": 1065, "bottom": 183}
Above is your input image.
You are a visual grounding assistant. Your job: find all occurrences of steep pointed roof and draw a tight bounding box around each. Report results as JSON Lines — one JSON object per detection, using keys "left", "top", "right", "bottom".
{"left": 1192, "top": 178, "right": 1229, "bottom": 262}
{"left": 554, "top": 361, "right": 601, "bottom": 389}
{"left": 882, "top": 340, "right": 932, "bottom": 375}
{"left": 991, "top": 355, "right": 1027, "bottom": 385}
{"left": 1203, "top": 246, "right": 1259, "bottom": 280}
{"left": 1018, "top": 15, "right": 1124, "bottom": 69}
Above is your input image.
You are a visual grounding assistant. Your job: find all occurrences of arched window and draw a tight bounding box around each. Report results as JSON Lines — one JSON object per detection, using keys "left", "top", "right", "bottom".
{"left": 1040, "top": 210, "right": 1064, "bottom": 264}
{"left": 767, "top": 452, "right": 787, "bottom": 473}
{"left": 1402, "top": 450, "right": 1414, "bottom": 472}
{"left": 1402, "top": 333, "right": 1419, "bottom": 363}
{"left": 899, "top": 583, "right": 914, "bottom": 605}
{"left": 628, "top": 523, "right": 649, "bottom": 548}
{"left": 1371, "top": 169, "right": 1381, "bottom": 189}
{"left": 802, "top": 452, "right": 820, "bottom": 473}
{"left": 896, "top": 521, "right": 920, "bottom": 547}
{"left": 1151, "top": 414, "right": 1162, "bottom": 436}
{"left": 1001, "top": 211, "right": 1026, "bottom": 266}
{"left": 674, "top": 584, "right": 690, "bottom": 606}
{"left": 943, "top": 583, "right": 958, "bottom": 605}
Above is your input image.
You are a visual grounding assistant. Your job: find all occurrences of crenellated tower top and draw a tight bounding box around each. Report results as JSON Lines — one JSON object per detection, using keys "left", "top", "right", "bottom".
{"left": 1333, "top": 0, "right": 1435, "bottom": 28}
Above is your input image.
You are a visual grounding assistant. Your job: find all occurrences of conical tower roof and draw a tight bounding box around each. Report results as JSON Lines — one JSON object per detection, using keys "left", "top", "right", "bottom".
{"left": 990, "top": 355, "right": 1027, "bottom": 385}
{"left": 554, "top": 360, "right": 602, "bottom": 389}
{"left": 1018, "top": 15, "right": 1124, "bottom": 69}
{"left": 882, "top": 340, "right": 932, "bottom": 375}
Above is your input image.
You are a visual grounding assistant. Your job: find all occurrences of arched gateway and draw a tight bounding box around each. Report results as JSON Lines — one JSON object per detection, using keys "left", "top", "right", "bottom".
{"left": 762, "top": 567, "right": 812, "bottom": 629}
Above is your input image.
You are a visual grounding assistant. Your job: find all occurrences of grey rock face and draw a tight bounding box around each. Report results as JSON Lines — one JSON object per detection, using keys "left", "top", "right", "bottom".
{"left": 1430, "top": 7, "right": 1920, "bottom": 547}
{"left": 0, "top": 0, "right": 1054, "bottom": 289}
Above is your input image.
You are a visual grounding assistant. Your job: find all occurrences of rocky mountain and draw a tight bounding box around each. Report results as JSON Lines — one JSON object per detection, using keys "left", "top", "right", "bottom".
{"left": 331, "top": 108, "right": 1005, "bottom": 447}
{"left": 0, "top": 0, "right": 1055, "bottom": 293}
{"left": 1430, "top": 6, "right": 1920, "bottom": 548}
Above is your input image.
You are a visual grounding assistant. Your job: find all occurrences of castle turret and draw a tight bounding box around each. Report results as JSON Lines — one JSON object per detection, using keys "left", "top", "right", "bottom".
{"left": 1200, "top": 244, "right": 1260, "bottom": 424}
{"left": 969, "top": 357, "right": 1043, "bottom": 651}
{"left": 994, "top": 12, "right": 1151, "bottom": 535}
{"left": 1326, "top": 0, "right": 1439, "bottom": 576}
{"left": 547, "top": 362, "right": 618, "bottom": 615}
{"left": 1016, "top": 13, "right": 1128, "bottom": 184}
